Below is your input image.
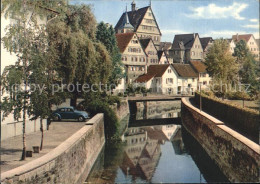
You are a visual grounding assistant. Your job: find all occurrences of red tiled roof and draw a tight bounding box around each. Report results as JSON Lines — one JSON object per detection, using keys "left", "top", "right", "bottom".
{"left": 147, "top": 64, "right": 170, "bottom": 77}
{"left": 172, "top": 64, "right": 198, "bottom": 78}
{"left": 116, "top": 33, "right": 135, "bottom": 53}
{"left": 190, "top": 60, "right": 207, "bottom": 73}
{"left": 232, "top": 34, "right": 253, "bottom": 43}
{"left": 135, "top": 64, "right": 170, "bottom": 83}
{"left": 135, "top": 74, "right": 155, "bottom": 83}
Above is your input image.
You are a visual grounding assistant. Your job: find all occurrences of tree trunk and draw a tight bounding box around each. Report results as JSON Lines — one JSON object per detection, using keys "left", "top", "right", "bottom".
{"left": 21, "top": 95, "right": 27, "bottom": 160}
{"left": 70, "top": 92, "right": 78, "bottom": 107}
{"left": 40, "top": 118, "right": 44, "bottom": 150}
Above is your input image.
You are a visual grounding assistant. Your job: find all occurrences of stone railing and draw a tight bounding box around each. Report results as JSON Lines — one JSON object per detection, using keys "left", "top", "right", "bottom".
{"left": 181, "top": 98, "right": 260, "bottom": 182}
{"left": 1, "top": 114, "right": 105, "bottom": 184}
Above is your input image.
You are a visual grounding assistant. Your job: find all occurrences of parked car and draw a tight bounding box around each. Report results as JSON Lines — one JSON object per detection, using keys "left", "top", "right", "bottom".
{"left": 51, "top": 107, "right": 89, "bottom": 122}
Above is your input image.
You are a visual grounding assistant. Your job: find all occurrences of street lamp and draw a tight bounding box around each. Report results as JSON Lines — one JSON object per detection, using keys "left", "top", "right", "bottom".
{"left": 199, "top": 82, "right": 202, "bottom": 112}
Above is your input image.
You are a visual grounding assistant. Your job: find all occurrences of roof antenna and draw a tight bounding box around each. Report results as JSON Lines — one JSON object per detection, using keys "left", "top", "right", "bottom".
{"left": 149, "top": 0, "right": 152, "bottom": 7}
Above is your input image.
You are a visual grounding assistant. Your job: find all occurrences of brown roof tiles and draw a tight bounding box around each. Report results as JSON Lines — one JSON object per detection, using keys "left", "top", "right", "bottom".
{"left": 116, "top": 33, "right": 135, "bottom": 53}
{"left": 190, "top": 60, "right": 207, "bottom": 73}
{"left": 232, "top": 34, "right": 253, "bottom": 43}
{"left": 172, "top": 63, "right": 198, "bottom": 77}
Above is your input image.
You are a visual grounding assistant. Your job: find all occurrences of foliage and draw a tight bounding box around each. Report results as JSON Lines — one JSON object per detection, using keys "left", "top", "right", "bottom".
{"left": 106, "top": 95, "right": 121, "bottom": 106}
{"left": 225, "top": 91, "right": 252, "bottom": 101}
{"left": 205, "top": 39, "right": 239, "bottom": 85}
{"left": 79, "top": 93, "right": 119, "bottom": 141}
{"left": 233, "top": 40, "right": 259, "bottom": 96}
{"left": 96, "top": 22, "right": 124, "bottom": 86}
{"left": 194, "top": 92, "right": 259, "bottom": 143}
{"left": 47, "top": 5, "right": 112, "bottom": 107}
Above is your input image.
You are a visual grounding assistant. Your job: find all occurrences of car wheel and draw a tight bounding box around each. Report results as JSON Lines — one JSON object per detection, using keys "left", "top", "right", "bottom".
{"left": 54, "top": 115, "right": 61, "bottom": 121}
{"left": 78, "top": 116, "right": 85, "bottom": 122}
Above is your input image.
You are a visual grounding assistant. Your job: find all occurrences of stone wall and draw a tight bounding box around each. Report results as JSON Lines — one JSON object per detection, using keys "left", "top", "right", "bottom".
{"left": 1, "top": 114, "right": 105, "bottom": 184}
{"left": 181, "top": 98, "right": 260, "bottom": 182}
{"left": 110, "top": 99, "right": 129, "bottom": 121}
{"left": 1, "top": 119, "right": 47, "bottom": 141}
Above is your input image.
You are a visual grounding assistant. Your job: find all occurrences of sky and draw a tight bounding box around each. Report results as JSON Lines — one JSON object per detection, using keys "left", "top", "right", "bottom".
{"left": 70, "top": 0, "right": 259, "bottom": 42}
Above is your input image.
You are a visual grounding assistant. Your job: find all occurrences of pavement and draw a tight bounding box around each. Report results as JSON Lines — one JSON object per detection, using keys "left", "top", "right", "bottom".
{"left": 0, "top": 121, "right": 86, "bottom": 173}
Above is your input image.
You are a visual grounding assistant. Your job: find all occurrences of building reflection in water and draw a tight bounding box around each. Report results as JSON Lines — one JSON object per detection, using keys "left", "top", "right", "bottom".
{"left": 120, "top": 124, "right": 180, "bottom": 182}
{"left": 136, "top": 101, "right": 181, "bottom": 120}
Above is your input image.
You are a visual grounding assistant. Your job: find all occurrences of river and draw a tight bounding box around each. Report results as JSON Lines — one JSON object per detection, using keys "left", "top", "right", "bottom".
{"left": 85, "top": 101, "right": 229, "bottom": 183}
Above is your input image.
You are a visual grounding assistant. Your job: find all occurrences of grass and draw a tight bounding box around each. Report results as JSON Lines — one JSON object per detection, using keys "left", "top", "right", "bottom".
{"left": 223, "top": 99, "right": 260, "bottom": 111}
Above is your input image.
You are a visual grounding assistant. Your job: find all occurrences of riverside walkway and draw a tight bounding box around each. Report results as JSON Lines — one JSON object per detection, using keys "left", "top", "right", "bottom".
{"left": 0, "top": 121, "right": 86, "bottom": 173}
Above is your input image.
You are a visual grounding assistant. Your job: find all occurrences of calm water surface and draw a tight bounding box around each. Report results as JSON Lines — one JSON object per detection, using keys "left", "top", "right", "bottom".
{"left": 86, "top": 101, "right": 228, "bottom": 183}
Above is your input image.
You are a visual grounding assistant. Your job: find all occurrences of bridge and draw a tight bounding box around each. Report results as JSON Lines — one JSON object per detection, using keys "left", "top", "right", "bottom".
{"left": 128, "top": 117, "right": 182, "bottom": 127}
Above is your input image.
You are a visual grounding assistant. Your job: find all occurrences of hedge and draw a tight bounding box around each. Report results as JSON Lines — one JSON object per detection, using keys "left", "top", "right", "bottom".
{"left": 194, "top": 92, "right": 259, "bottom": 144}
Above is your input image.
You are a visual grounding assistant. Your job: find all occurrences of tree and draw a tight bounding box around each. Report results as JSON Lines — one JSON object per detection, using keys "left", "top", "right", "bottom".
{"left": 47, "top": 5, "right": 112, "bottom": 107}
{"left": 205, "top": 39, "right": 239, "bottom": 86}
{"left": 96, "top": 22, "right": 124, "bottom": 86}
{"left": 233, "top": 40, "right": 258, "bottom": 95}
{"left": 1, "top": 0, "right": 65, "bottom": 160}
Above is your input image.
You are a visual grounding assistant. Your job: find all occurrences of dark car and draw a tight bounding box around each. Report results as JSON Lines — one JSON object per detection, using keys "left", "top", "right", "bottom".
{"left": 51, "top": 107, "right": 89, "bottom": 122}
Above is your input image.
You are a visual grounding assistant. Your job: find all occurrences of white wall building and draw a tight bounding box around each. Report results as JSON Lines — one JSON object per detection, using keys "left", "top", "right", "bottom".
{"left": 134, "top": 64, "right": 198, "bottom": 94}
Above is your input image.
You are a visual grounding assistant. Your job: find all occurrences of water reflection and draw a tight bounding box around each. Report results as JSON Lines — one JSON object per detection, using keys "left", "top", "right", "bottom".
{"left": 136, "top": 101, "right": 181, "bottom": 120}
{"left": 86, "top": 101, "right": 228, "bottom": 183}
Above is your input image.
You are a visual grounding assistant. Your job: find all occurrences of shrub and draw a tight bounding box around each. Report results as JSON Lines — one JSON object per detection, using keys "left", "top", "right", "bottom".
{"left": 117, "top": 92, "right": 123, "bottom": 97}
{"left": 107, "top": 95, "right": 121, "bottom": 106}
{"left": 86, "top": 99, "right": 119, "bottom": 140}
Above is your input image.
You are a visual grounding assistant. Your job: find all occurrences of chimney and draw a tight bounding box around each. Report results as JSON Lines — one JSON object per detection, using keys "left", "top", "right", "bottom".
{"left": 236, "top": 33, "right": 238, "bottom": 41}
{"left": 131, "top": 0, "right": 136, "bottom": 11}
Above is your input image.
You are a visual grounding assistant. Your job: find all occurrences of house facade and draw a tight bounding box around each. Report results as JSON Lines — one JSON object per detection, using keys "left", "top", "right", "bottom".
{"left": 190, "top": 60, "right": 211, "bottom": 90}
{"left": 232, "top": 34, "right": 259, "bottom": 60}
{"left": 139, "top": 38, "right": 159, "bottom": 65}
{"left": 135, "top": 64, "right": 198, "bottom": 94}
{"left": 169, "top": 33, "right": 203, "bottom": 64}
{"left": 200, "top": 37, "right": 214, "bottom": 59}
{"left": 227, "top": 39, "right": 236, "bottom": 54}
{"left": 115, "top": 1, "right": 162, "bottom": 49}
{"left": 116, "top": 32, "right": 148, "bottom": 84}
{"left": 158, "top": 50, "right": 169, "bottom": 64}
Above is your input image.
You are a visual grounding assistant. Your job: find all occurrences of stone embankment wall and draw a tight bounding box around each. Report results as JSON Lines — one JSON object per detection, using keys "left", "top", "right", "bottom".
{"left": 181, "top": 98, "right": 260, "bottom": 182}
{"left": 1, "top": 114, "right": 105, "bottom": 184}
{"left": 110, "top": 99, "right": 129, "bottom": 121}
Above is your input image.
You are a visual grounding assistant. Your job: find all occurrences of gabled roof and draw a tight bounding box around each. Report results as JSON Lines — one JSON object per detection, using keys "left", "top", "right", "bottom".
{"left": 172, "top": 33, "right": 199, "bottom": 50}
{"left": 171, "top": 63, "right": 198, "bottom": 77}
{"left": 200, "top": 37, "right": 213, "bottom": 51}
{"left": 135, "top": 74, "right": 155, "bottom": 83}
{"left": 135, "top": 64, "right": 170, "bottom": 83}
{"left": 115, "top": 6, "right": 161, "bottom": 35}
{"left": 147, "top": 64, "right": 170, "bottom": 77}
{"left": 159, "top": 42, "right": 172, "bottom": 51}
{"left": 232, "top": 34, "right": 253, "bottom": 43}
{"left": 116, "top": 33, "right": 135, "bottom": 53}
{"left": 139, "top": 38, "right": 151, "bottom": 50}
{"left": 158, "top": 50, "right": 168, "bottom": 61}
{"left": 115, "top": 6, "right": 149, "bottom": 31}
{"left": 190, "top": 60, "right": 207, "bottom": 73}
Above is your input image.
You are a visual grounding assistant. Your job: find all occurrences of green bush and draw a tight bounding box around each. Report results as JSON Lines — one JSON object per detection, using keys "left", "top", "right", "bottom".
{"left": 86, "top": 99, "right": 119, "bottom": 140}
{"left": 107, "top": 95, "right": 121, "bottom": 106}
{"left": 117, "top": 92, "right": 123, "bottom": 97}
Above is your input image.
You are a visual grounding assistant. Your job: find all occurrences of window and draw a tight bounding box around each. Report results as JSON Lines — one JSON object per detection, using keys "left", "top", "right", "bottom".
{"left": 192, "top": 78, "right": 195, "bottom": 82}
{"left": 191, "top": 51, "right": 195, "bottom": 56}
{"left": 168, "top": 69, "right": 171, "bottom": 73}
{"left": 203, "top": 81, "right": 207, "bottom": 85}
{"left": 135, "top": 57, "right": 138, "bottom": 62}
{"left": 148, "top": 13, "right": 152, "bottom": 16}
{"left": 166, "top": 78, "right": 173, "bottom": 84}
